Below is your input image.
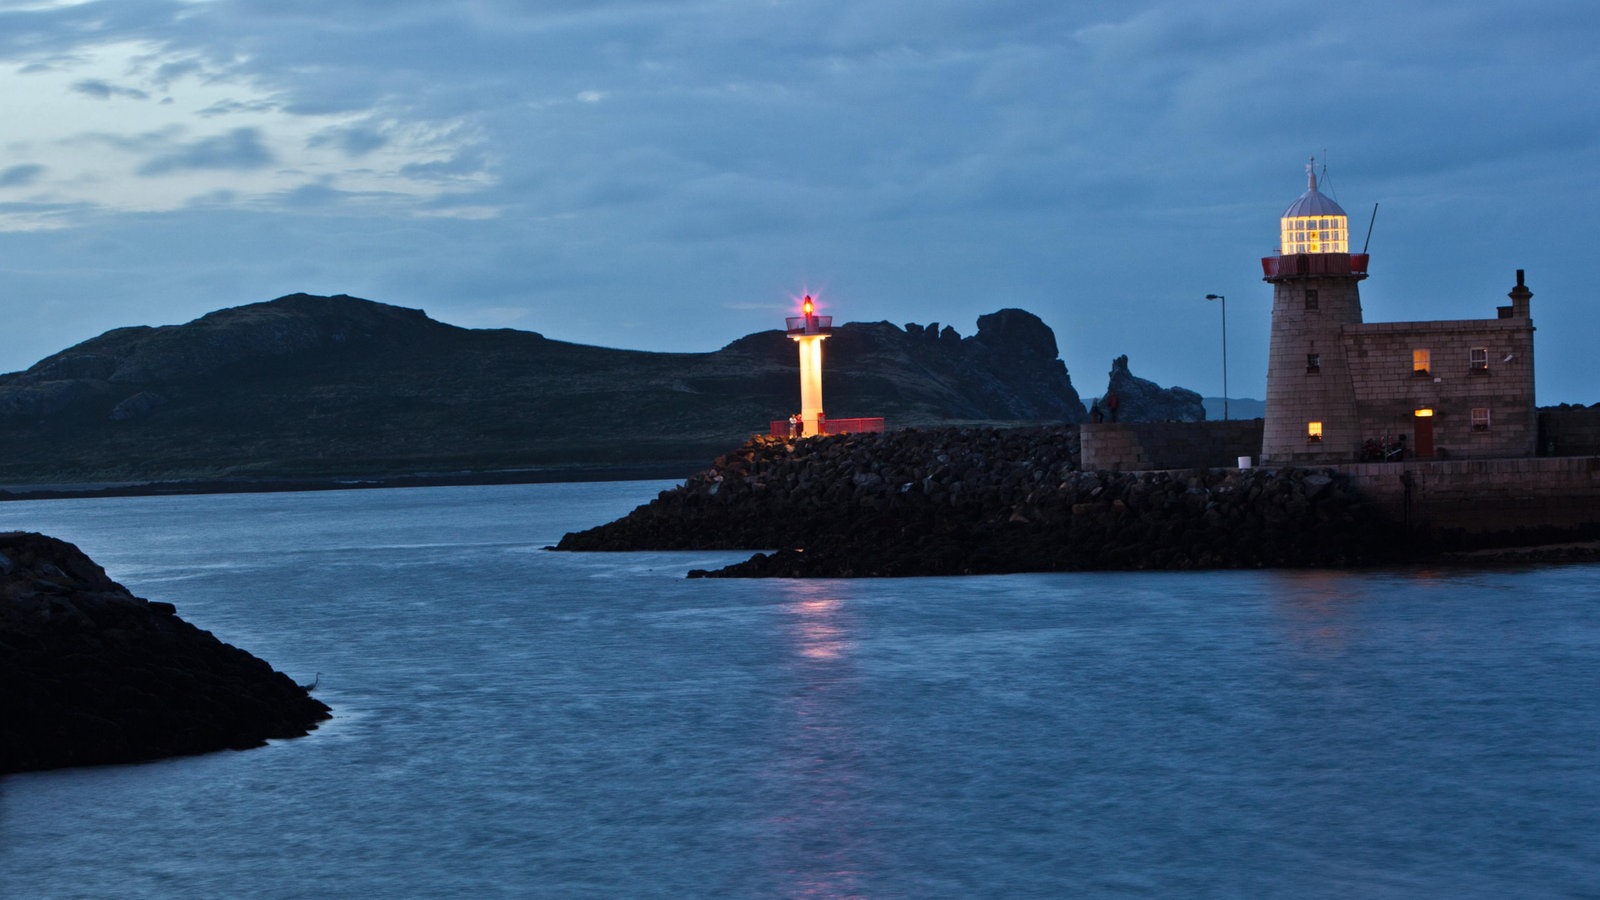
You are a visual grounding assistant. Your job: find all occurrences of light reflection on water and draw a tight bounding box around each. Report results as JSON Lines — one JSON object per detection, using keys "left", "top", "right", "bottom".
{"left": 772, "top": 581, "right": 870, "bottom": 898}
{"left": 0, "top": 482, "right": 1596, "bottom": 898}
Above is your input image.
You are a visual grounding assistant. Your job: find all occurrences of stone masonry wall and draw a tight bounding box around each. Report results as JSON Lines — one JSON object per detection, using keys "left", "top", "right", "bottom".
{"left": 1329, "top": 456, "right": 1600, "bottom": 534}
{"left": 1262, "top": 272, "right": 1365, "bottom": 463}
{"left": 1538, "top": 407, "right": 1600, "bottom": 457}
{"left": 1345, "top": 317, "right": 1536, "bottom": 459}
{"left": 1081, "top": 420, "right": 1265, "bottom": 472}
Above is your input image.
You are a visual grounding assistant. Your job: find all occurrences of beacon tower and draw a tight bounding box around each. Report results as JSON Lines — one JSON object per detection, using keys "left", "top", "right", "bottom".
{"left": 1260, "top": 159, "right": 1370, "bottom": 464}
{"left": 786, "top": 295, "right": 832, "bottom": 438}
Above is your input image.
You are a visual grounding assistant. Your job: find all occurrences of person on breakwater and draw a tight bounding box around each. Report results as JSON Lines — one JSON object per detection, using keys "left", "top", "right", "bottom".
{"left": 1106, "top": 391, "right": 1120, "bottom": 422}
{"left": 788, "top": 413, "right": 800, "bottom": 439}
{"left": 1090, "top": 401, "right": 1104, "bottom": 423}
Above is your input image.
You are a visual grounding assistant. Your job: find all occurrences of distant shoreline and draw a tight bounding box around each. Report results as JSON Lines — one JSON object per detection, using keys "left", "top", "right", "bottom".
{"left": 0, "top": 462, "right": 700, "bottom": 502}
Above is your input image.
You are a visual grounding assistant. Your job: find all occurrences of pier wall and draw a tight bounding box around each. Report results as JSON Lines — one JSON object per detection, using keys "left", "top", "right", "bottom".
{"left": 1081, "top": 420, "right": 1264, "bottom": 472}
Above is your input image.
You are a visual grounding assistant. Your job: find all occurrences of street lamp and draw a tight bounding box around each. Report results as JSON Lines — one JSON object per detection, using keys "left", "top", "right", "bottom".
{"left": 1205, "top": 294, "right": 1227, "bottom": 420}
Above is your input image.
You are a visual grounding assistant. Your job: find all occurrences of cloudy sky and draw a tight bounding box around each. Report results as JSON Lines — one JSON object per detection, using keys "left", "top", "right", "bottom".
{"left": 0, "top": 0, "right": 1595, "bottom": 404}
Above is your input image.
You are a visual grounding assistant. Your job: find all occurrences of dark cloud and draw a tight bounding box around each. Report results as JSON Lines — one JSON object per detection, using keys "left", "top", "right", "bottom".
{"left": 137, "top": 127, "right": 276, "bottom": 175}
{"left": 71, "top": 79, "right": 150, "bottom": 101}
{"left": 0, "top": 164, "right": 46, "bottom": 188}
{"left": 308, "top": 124, "right": 390, "bottom": 157}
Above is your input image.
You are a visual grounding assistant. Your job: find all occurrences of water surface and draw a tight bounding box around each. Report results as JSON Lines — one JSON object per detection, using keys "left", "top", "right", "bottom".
{"left": 2, "top": 483, "right": 1596, "bottom": 897}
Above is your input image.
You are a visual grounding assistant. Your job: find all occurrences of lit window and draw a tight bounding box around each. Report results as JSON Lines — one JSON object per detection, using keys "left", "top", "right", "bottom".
{"left": 1472, "top": 408, "right": 1490, "bottom": 431}
{"left": 1414, "top": 408, "right": 1434, "bottom": 418}
{"left": 1306, "top": 353, "right": 1321, "bottom": 372}
{"left": 1470, "top": 347, "right": 1488, "bottom": 370}
{"left": 1307, "top": 421, "right": 1323, "bottom": 442}
{"left": 1305, "top": 289, "right": 1319, "bottom": 310}
{"left": 1413, "top": 349, "right": 1431, "bottom": 375}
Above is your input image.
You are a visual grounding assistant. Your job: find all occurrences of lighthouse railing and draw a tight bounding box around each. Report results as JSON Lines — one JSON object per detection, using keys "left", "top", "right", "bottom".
{"left": 785, "top": 315, "right": 833, "bottom": 335}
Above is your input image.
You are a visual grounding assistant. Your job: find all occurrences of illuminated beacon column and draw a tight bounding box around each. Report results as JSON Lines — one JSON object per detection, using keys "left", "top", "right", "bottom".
{"left": 785, "top": 294, "right": 832, "bottom": 438}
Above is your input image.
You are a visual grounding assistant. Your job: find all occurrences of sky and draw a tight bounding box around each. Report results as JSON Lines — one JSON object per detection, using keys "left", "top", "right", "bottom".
{"left": 0, "top": 0, "right": 1596, "bottom": 404}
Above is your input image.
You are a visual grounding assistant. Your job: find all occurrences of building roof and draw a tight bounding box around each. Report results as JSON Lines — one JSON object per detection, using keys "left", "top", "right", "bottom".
{"left": 1282, "top": 160, "right": 1347, "bottom": 218}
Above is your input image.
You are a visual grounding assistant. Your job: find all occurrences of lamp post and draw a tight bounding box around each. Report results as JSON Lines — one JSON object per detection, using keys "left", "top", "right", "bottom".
{"left": 1205, "top": 294, "right": 1227, "bottom": 420}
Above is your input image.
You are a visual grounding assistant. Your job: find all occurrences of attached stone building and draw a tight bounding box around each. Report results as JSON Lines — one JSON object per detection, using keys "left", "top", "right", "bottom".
{"left": 1260, "top": 163, "right": 1537, "bottom": 464}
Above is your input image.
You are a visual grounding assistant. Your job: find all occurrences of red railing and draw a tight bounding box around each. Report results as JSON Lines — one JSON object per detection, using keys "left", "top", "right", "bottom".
{"left": 769, "top": 416, "right": 886, "bottom": 438}
{"left": 1262, "top": 252, "right": 1370, "bottom": 279}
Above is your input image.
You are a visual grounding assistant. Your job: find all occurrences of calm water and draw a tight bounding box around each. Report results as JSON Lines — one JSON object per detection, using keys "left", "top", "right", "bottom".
{"left": 1, "top": 482, "right": 1597, "bottom": 898}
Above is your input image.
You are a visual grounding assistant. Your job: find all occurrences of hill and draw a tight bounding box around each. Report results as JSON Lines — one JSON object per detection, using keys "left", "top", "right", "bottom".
{"left": 0, "top": 294, "right": 1091, "bottom": 485}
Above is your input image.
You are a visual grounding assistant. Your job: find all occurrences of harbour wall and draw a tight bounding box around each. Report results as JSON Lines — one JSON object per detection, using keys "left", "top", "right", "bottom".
{"left": 1081, "top": 420, "right": 1264, "bottom": 472}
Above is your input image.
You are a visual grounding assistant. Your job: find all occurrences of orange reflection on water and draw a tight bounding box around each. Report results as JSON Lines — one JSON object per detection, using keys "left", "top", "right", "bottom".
{"left": 1268, "top": 569, "right": 1362, "bottom": 652}
{"left": 790, "top": 597, "right": 848, "bottom": 660}
{"left": 780, "top": 581, "right": 855, "bottom": 662}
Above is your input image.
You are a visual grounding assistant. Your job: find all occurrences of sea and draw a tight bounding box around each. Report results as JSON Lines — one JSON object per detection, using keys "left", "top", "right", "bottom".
{"left": 0, "top": 481, "right": 1596, "bottom": 899}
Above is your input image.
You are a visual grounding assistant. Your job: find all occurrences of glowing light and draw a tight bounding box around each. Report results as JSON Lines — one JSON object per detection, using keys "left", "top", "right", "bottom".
{"left": 1414, "top": 408, "right": 1434, "bottom": 418}
{"left": 1280, "top": 215, "right": 1349, "bottom": 254}
{"left": 1307, "top": 421, "right": 1323, "bottom": 441}
{"left": 802, "top": 294, "right": 815, "bottom": 316}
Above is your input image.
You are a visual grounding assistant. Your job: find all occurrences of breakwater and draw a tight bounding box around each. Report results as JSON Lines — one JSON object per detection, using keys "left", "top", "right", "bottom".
{"left": 1, "top": 532, "right": 330, "bottom": 774}
{"left": 556, "top": 427, "right": 1401, "bottom": 577}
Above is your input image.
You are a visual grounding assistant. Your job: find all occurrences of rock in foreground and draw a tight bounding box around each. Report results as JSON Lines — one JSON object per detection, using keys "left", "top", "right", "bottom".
{"left": 0, "top": 532, "right": 330, "bottom": 774}
{"left": 556, "top": 428, "right": 1404, "bottom": 577}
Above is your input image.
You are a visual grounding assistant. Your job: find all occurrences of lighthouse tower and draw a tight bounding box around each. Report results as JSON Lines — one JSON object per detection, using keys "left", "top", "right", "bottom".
{"left": 1260, "top": 159, "right": 1370, "bottom": 463}
{"left": 786, "top": 294, "right": 832, "bottom": 437}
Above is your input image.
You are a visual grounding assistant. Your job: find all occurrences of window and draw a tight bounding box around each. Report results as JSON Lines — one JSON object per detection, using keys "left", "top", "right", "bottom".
{"left": 1413, "top": 349, "right": 1431, "bottom": 375}
{"left": 1306, "top": 353, "right": 1321, "bottom": 372}
{"left": 1305, "top": 289, "right": 1319, "bottom": 310}
{"left": 1472, "top": 408, "right": 1490, "bottom": 431}
{"left": 1281, "top": 215, "right": 1349, "bottom": 254}
{"left": 1470, "top": 347, "right": 1488, "bottom": 371}
{"left": 1307, "top": 421, "right": 1323, "bottom": 442}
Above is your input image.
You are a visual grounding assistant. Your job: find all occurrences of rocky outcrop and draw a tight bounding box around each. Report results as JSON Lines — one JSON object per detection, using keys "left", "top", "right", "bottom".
{"left": 0, "top": 532, "right": 330, "bottom": 774}
{"left": 1097, "top": 355, "right": 1205, "bottom": 423}
{"left": 555, "top": 427, "right": 1401, "bottom": 576}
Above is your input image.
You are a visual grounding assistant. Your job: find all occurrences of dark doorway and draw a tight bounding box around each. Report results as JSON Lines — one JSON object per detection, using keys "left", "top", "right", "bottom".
{"left": 1414, "top": 413, "right": 1435, "bottom": 457}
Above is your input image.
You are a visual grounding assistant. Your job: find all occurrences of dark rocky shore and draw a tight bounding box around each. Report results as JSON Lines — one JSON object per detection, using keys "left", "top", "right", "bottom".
{"left": 556, "top": 427, "right": 1408, "bottom": 577}
{"left": 1, "top": 532, "right": 330, "bottom": 774}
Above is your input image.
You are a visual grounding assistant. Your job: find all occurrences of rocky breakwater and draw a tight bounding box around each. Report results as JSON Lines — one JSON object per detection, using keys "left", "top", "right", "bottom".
{"left": 1, "top": 532, "right": 330, "bottom": 774}
{"left": 556, "top": 426, "right": 1401, "bottom": 577}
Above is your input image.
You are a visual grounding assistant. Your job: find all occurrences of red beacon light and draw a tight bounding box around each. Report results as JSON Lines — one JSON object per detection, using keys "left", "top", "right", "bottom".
{"left": 786, "top": 293, "right": 832, "bottom": 336}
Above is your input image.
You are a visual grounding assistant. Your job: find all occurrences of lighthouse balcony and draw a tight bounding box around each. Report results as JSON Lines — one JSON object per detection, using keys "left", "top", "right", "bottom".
{"left": 786, "top": 315, "right": 833, "bottom": 336}
{"left": 1262, "top": 252, "right": 1369, "bottom": 281}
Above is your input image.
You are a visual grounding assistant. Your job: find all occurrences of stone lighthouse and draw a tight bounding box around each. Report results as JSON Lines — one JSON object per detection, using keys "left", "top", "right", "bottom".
{"left": 1260, "top": 159, "right": 1370, "bottom": 463}
{"left": 786, "top": 294, "right": 832, "bottom": 437}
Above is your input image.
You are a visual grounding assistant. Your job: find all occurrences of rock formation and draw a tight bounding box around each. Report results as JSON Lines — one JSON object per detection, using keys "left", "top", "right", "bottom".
{"left": 0, "top": 532, "right": 330, "bottom": 774}
{"left": 1098, "top": 355, "right": 1206, "bottom": 422}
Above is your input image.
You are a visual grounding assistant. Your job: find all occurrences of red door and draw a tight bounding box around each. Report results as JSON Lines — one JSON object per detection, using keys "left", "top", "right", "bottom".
{"left": 1413, "top": 415, "right": 1434, "bottom": 457}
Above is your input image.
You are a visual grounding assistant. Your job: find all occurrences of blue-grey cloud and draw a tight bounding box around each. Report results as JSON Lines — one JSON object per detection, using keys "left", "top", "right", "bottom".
{"left": 136, "top": 127, "right": 276, "bottom": 176}
{"left": 307, "top": 123, "right": 390, "bottom": 157}
{"left": 71, "top": 79, "right": 150, "bottom": 101}
{"left": 0, "top": 164, "right": 46, "bottom": 188}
